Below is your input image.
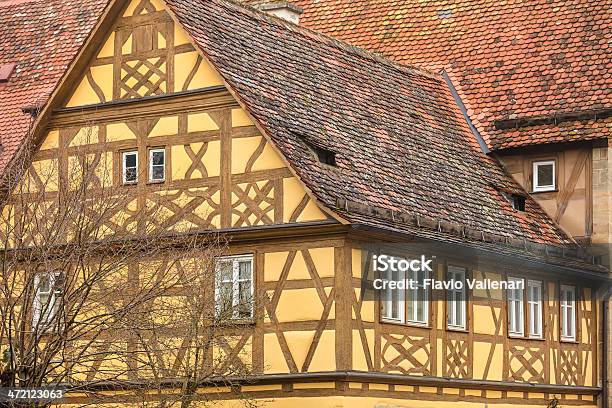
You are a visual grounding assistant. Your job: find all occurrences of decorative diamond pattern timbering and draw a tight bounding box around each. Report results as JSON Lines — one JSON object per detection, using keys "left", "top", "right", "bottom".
{"left": 115, "top": 0, "right": 173, "bottom": 99}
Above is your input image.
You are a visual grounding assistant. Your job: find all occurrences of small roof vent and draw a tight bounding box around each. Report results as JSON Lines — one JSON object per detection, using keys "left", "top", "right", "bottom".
{"left": 256, "top": 1, "right": 303, "bottom": 25}
{"left": 293, "top": 130, "right": 337, "bottom": 166}
{"left": 502, "top": 192, "right": 526, "bottom": 212}
{"left": 0, "top": 63, "right": 16, "bottom": 87}
{"left": 303, "top": 139, "right": 336, "bottom": 166}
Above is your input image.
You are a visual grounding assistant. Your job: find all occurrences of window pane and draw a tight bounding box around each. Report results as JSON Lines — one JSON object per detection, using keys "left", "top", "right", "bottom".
{"left": 152, "top": 151, "right": 165, "bottom": 165}
{"left": 152, "top": 165, "right": 164, "bottom": 180}
{"left": 217, "top": 261, "right": 232, "bottom": 281}
{"left": 125, "top": 153, "right": 137, "bottom": 167}
{"left": 238, "top": 280, "right": 252, "bottom": 317}
{"left": 238, "top": 261, "right": 251, "bottom": 280}
{"left": 39, "top": 276, "right": 50, "bottom": 293}
{"left": 407, "top": 289, "right": 414, "bottom": 320}
{"left": 125, "top": 168, "right": 137, "bottom": 182}
{"left": 39, "top": 293, "right": 50, "bottom": 308}
{"left": 537, "top": 164, "right": 553, "bottom": 187}
{"left": 416, "top": 291, "right": 424, "bottom": 322}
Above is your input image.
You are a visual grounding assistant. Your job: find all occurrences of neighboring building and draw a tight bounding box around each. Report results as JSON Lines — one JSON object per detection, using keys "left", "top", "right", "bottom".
{"left": 0, "top": 0, "right": 609, "bottom": 407}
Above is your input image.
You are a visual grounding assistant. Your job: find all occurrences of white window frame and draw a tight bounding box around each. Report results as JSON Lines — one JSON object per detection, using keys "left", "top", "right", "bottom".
{"left": 406, "top": 268, "right": 429, "bottom": 326}
{"left": 148, "top": 148, "right": 166, "bottom": 182}
{"left": 533, "top": 160, "right": 556, "bottom": 192}
{"left": 122, "top": 150, "right": 138, "bottom": 184}
{"left": 527, "top": 280, "right": 543, "bottom": 338}
{"left": 560, "top": 285, "right": 576, "bottom": 341}
{"left": 33, "top": 272, "right": 62, "bottom": 329}
{"left": 447, "top": 266, "right": 466, "bottom": 330}
{"left": 214, "top": 255, "right": 254, "bottom": 320}
{"left": 381, "top": 266, "right": 405, "bottom": 323}
{"left": 507, "top": 276, "right": 524, "bottom": 336}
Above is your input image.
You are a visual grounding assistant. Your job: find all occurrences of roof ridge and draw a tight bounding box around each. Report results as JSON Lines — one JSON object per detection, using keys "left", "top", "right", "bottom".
{"left": 210, "top": 0, "right": 441, "bottom": 81}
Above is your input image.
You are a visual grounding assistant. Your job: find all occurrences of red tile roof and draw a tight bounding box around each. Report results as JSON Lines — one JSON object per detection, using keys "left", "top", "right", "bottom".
{"left": 0, "top": 0, "right": 107, "bottom": 171}
{"left": 165, "top": 0, "right": 573, "bottom": 248}
{"left": 268, "top": 0, "right": 612, "bottom": 150}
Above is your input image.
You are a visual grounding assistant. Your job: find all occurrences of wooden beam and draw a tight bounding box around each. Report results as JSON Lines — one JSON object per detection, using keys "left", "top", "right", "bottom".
{"left": 49, "top": 87, "right": 235, "bottom": 128}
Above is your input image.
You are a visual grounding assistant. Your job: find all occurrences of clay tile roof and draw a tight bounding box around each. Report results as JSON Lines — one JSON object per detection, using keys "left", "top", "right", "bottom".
{"left": 267, "top": 0, "right": 612, "bottom": 150}
{"left": 0, "top": 0, "right": 107, "bottom": 171}
{"left": 165, "top": 0, "right": 573, "bottom": 247}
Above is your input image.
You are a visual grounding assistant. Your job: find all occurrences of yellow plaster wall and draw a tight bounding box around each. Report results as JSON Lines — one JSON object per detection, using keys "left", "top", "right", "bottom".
{"left": 40, "top": 130, "right": 59, "bottom": 150}
{"left": 283, "top": 177, "right": 327, "bottom": 223}
{"left": 473, "top": 341, "right": 503, "bottom": 381}
{"left": 352, "top": 328, "right": 374, "bottom": 371}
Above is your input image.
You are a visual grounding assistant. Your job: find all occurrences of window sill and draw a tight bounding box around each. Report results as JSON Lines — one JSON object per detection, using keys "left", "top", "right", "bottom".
{"left": 508, "top": 334, "right": 545, "bottom": 341}
{"left": 531, "top": 188, "right": 558, "bottom": 194}
{"left": 560, "top": 338, "right": 579, "bottom": 344}
{"left": 447, "top": 326, "right": 468, "bottom": 333}
{"left": 381, "top": 319, "right": 430, "bottom": 329}
{"left": 527, "top": 336, "right": 545, "bottom": 341}
{"left": 147, "top": 180, "right": 166, "bottom": 185}
{"left": 218, "top": 319, "right": 255, "bottom": 327}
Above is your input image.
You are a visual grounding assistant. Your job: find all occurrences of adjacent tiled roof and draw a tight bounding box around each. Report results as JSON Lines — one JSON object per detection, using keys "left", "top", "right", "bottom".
{"left": 262, "top": 0, "right": 612, "bottom": 150}
{"left": 0, "top": 0, "right": 107, "bottom": 172}
{"left": 165, "top": 0, "right": 573, "bottom": 247}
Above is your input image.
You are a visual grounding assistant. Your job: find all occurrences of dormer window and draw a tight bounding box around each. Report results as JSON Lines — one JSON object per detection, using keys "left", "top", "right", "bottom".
{"left": 533, "top": 160, "right": 555, "bottom": 192}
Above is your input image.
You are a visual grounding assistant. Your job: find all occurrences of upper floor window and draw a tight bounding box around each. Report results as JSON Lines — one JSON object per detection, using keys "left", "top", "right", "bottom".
{"left": 560, "top": 285, "right": 576, "bottom": 341}
{"left": 406, "top": 269, "right": 428, "bottom": 325}
{"left": 508, "top": 276, "right": 544, "bottom": 339}
{"left": 527, "top": 280, "right": 543, "bottom": 338}
{"left": 122, "top": 150, "right": 138, "bottom": 184}
{"left": 447, "top": 266, "right": 466, "bottom": 330}
{"left": 149, "top": 148, "right": 165, "bottom": 182}
{"left": 381, "top": 263, "right": 428, "bottom": 326}
{"left": 381, "top": 263, "right": 405, "bottom": 323}
{"left": 215, "top": 255, "right": 253, "bottom": 320}
{"left": 507, "top": 276, "right": 524, "bottom": 336}
{"left": 33, "top": 272, "right": 63, "bottom": 329}
{"left": 532, "top": 160, "right": 555, "bottom": 192}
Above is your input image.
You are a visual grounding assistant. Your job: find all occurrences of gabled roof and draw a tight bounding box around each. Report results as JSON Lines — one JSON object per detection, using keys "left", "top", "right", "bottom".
{"left": 0, "top": 0, "right": 108, "bottom": 171}
{"left": 0, "top": 0, "right": 591, "bottom": 264}
{"left": 164, "top": 0, "right": 571, "bottom": 247}
{"left": 267, "top": 0, "right": 612, "bottom": 150}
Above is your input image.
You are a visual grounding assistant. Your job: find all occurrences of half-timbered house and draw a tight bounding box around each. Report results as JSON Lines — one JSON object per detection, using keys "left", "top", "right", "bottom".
{"left": 0, "top": 0, "right": 608, "bottom": 406}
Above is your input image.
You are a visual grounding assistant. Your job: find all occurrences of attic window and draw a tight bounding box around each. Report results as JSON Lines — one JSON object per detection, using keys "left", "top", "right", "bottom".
{"left": 503, "top": 192, "right": 526, "bottom": 212}
{"left": 307, "top": 142, "right": 336, "bottom": 166}
{"left": 512, "top": 195, "right": 526, "bottom": 211}
{"left": 0, "top": 63, "right": 16, "bottom": 84}
{"left": 294, "top": 131, "right": 337, "bottom": 166}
